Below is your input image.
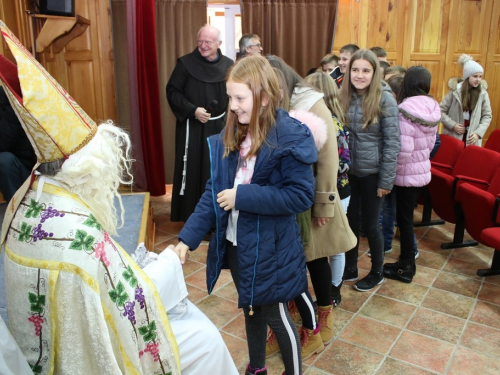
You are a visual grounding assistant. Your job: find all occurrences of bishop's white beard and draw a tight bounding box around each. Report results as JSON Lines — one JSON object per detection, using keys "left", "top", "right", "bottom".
{"left": 52, "top": 121, "right": 134, "bottom": 235}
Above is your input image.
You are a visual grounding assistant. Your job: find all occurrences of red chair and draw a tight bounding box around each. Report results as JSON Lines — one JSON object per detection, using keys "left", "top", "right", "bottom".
{"left": 430, "top": 134, "right": 464, "bottom": 175}
{"left": 479, "top": 228, "right": 500, "bottom": 277}
{"left": 478, "top": 199, "right": 500, "bottom": 277}
{"left": 428, "top": 145, "right": 500, "bottom": 249}
{"left": 458, "top": 168, "right": 500, "bottom": 257}
{"left": 484, "top": 129, "right": 500, "bottom": 152}
{"left": 415, "top": 134, "right": 464, "bottom": 227}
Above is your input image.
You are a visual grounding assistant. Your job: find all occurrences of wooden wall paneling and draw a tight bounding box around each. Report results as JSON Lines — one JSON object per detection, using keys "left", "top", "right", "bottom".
{"left": 0, "top": 0, "right": 33, "bottom": 60}
{"left": 332, "top": 0, "right": 407, "bottom": 66}
{"left": 332, "top": 0, "right": 362, "bottom": 52}
{"left": 404, "top": 0, "right": 451, "bottom": 102}
{"left": 93, "top": 0, "right": 116, "bottom": 122}
{"left": 484, "top": 1, "right": 500, "bottom": 141}
{"left": 36, "top": 0, "right": 116, "bottom": 124}
{"left": 12, "top": 0, "right": 33, "bottom": 51}
{"left": 445, "top": 0, "right": 493, "bottom": 85}
{"left": 363, "top": 0, "right": 406, "bottom": 65}
{"left": 411, "top": 60, "right": 441, "bottom": 97}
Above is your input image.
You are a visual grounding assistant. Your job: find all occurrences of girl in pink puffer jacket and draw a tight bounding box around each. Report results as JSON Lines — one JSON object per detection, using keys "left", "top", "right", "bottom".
{"left": 383, "top": 66, "right": 440, "bottom": 283}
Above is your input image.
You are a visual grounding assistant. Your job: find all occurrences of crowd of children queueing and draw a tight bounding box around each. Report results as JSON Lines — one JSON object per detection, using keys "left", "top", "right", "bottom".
{"left": 174, "top": 42, "right": 492, "bottom": 375}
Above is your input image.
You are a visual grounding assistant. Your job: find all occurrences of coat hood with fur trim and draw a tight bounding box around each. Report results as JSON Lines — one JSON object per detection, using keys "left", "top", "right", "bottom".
{"left": 447, "top": 77, "right": 488, "bottom": 91}
{"left": 289, "top": 109, "right": 328, "bottom": 151}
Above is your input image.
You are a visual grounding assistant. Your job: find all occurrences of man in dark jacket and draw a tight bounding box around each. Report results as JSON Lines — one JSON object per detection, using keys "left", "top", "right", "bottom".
{"left": 0, "top": 86, "right": 36, "bottom": 201}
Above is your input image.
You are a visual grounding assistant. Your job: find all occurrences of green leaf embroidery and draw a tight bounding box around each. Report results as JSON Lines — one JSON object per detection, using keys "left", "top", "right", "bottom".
{"left": 108, "top": 281, "right": 129, "bottom": 307}
{"left": 122, "top": 266, "right": 138, "bottom": 288}
{"left": 25, "top": 199, "right": 43, "bottom": 219}
{"left": 138, "top": 320, "right": 157, "bottom": 342}
{"left": 83, "top": 235, "right": 95, "bottom": 251}
{"left": 30, "top": 364, "right": 43, "bottom": 374}
{"left": 69, "top": 229, "right": 95, "bottom": 251}
{"left": 18, "top": 222, "right": 33, "bottom": 242}
{"left": 28, "top": 293, "right": 46, "bottom": 314}
{"left": 82, "top": 214, "right": 102, "bottom": 231}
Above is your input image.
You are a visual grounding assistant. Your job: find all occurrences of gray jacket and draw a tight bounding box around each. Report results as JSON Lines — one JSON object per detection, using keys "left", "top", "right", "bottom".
{"left": 345, "top": 82, "right": 400, "bottom": 190}
{"left": 440, "top": 78, "right": 491, "bottom": 146}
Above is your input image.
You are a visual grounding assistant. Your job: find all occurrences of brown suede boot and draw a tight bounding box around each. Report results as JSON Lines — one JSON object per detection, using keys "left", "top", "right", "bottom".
{"left": 265, "top": 328, "right": 280, "bottom": 358}
{"left": 318, "top": 304, "right": 334, "bottom": 344}
{"left": 288, "top": 300, "right": 301, "bottom": 324}
{"left": 299, "top": 326, "right": 325, "bottom": 360}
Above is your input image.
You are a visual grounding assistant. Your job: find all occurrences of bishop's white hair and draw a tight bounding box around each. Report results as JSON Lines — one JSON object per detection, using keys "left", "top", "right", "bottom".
{"left": 52, "top": 121, "right": 134, "bottom": 235}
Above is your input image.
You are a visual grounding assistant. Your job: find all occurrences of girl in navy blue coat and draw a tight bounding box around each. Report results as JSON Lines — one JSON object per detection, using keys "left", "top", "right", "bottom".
{"left": 174, "top": 55, "right": 318, "bottom": 375}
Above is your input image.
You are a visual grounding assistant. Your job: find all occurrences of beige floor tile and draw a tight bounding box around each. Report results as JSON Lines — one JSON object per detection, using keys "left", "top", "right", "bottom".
{"left": 460, "top": 322, "right": 500, "bottom": 358}
{"left": 390, "top": 331, "right": 455, "bottom": 373}
{"left": 421, "top": 288, "right": 475, "bottom": 319}
{"left": 407, "top": 307, "right": 466, "bottom": 344}
{"left": 376, "top": 278, "right": 429, "bottom": 305}
{"left": 470, "top": 300, "right": 500, "bottom": 329}
{"left": 339, "top": 316, "right": 401, "bottom": 354}
{"left": 313, "top": 340, "right": 384, "bottom": 375}
{"left": 448, "top": 346, "right": 500, "bottom": 375}
{"left": 376, "top": 357, "right": 436, "bottom": 375}
{"left": 432, "top": 271, "right": 482, "bottom": 298}
{"left": 359, "top": 295, "right": 416, "bottom": 328}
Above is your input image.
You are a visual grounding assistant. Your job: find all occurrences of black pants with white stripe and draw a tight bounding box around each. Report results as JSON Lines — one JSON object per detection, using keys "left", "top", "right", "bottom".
{"left": 226, "top": 241, "right": 302, "bottom": 375}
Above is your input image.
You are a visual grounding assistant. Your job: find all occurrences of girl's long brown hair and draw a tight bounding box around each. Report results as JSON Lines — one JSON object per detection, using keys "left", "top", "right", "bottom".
{"left": 339, "top": 49, "right": 382, "bottom": 129}
{"left": 223, "top": 55, "right": 281, "bottom": 159}
{"left": 304, "top": 72, "right": 345, "bottom": 123}
{"left": 461, "top": 78, "right": 481, "bottom": 112}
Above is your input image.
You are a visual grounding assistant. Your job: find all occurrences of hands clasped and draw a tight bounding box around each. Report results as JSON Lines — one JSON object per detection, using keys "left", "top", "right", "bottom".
{"left": 195, "top": 107, "right": 211, "bottom": 123}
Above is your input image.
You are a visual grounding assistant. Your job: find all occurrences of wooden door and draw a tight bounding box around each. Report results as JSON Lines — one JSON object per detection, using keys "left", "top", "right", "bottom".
{"left": 402, "top": 0, "right": 452, "bottom": 102}
{"left": 332, "top": 0, "right": 407, "bottom": 65}
{"left": 37, "top": 0, "right": 116, "bottom": 122}
{"left": 1, "top": 0, "right": 117, "bottom": 124}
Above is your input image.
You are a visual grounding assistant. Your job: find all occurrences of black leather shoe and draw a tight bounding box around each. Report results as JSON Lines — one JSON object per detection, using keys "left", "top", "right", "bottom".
{"left": 383, "top": 259, "right": 415, "bottom": 283}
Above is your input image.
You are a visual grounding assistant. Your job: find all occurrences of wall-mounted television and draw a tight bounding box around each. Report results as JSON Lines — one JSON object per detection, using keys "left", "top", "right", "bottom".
{"left": 39, "top": 0, "right": 75, "bottom": 17}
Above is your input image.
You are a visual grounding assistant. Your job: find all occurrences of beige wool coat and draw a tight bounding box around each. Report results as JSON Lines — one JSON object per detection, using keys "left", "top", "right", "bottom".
{"left": 291, "top": 87, "right": 356, "bottom": 262}
{"left": 440, "top": 78, "right": 492, "bottom": 146}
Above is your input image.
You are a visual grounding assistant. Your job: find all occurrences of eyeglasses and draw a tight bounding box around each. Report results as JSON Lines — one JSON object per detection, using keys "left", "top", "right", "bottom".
{"left": 248, "top": 43, "right": 262, "bottom": 48}
{"left": 197, "top": 40, "right": 216, "bottom": 46}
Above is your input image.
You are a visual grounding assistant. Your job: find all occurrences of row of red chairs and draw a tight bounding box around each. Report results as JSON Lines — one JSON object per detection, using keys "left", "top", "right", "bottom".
{"left": 425, "top": 131, "right": 500, "bottom": 277}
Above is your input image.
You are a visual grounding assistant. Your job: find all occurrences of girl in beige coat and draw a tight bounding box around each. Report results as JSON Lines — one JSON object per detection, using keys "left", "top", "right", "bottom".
{"left": 440, "top": 54, "right": 492, "bottom": 146}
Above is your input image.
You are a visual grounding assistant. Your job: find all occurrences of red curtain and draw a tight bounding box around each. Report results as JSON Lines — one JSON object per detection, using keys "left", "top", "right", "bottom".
{"left": 134, "top": 0, "right": 166, "bottom": 196}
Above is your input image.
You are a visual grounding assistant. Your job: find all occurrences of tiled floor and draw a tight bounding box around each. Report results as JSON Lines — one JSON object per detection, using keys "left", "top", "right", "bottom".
{"left": 151, "top": 186, "right": 500, "bottom": 375}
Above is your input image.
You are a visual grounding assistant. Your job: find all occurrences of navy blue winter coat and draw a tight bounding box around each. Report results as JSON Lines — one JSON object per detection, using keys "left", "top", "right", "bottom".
{"left": 179, "top": 109, "right": 318, "bottom": 309}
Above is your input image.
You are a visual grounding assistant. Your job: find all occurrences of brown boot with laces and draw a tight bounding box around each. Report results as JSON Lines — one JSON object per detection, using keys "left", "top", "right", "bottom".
{"left": 299, "top": 326, "right": 324, "bottom": 360}
{"left": 265, "top": 328, "right": 280, "bottom": 358}
{"left": 288, "top": 300, "right": 301, "bottom": 324}
{"left": 318, "top": 304, "right": 334, "bottom": 344}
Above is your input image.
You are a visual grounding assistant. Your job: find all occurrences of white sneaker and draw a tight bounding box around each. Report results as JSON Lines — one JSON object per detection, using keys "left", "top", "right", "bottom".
{"left": 367, "top": 248, "right": 393, "bottom": 257}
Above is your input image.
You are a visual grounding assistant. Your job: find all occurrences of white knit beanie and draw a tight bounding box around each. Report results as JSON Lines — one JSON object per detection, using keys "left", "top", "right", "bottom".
{"left": 458, "top": 54, "right": 483, "bottom": 80}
